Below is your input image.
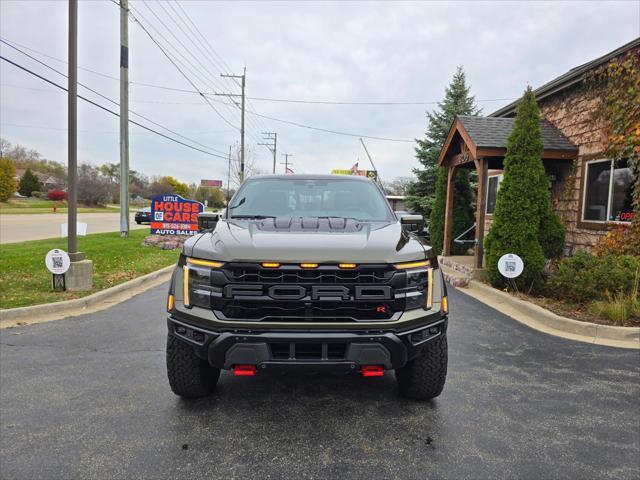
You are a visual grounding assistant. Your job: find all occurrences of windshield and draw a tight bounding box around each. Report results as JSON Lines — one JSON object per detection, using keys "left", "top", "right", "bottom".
{"left": 228, "top": 178, "right": 393, "bottom": 221}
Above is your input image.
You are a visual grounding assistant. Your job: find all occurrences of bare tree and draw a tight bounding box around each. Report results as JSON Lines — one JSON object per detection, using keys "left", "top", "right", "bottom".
{"left": 229, "top": 144, "right": 267, "bottom": 187}
{"left": 385, "top": 176, "right": 415, "bottom": 196}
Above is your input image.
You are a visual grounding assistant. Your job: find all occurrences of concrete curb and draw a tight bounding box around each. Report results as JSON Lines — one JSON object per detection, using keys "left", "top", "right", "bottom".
{"left": 0, "top": 265, "right": 174, "bottom": 328}
{"left": 458, "top": 280, "right": 640, "bottom": 349}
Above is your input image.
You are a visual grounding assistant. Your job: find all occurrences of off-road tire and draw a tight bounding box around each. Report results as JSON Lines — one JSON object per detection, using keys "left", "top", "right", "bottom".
{"left": 396, "top": 334, "right": 447, "bottom": 400}
{"left": 166, "top": 334, "right": 220, "bottom": 398}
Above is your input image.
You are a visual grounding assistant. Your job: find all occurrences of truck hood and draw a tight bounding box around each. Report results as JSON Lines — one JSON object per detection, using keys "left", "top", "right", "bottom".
{"left": 185, "top": 218, "right": 428, "bottom": 264}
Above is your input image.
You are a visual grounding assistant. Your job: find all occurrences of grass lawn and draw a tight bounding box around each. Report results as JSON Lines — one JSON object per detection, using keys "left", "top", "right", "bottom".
{"left": 0, "top": 198, "right": 137, "bottom": 214}
{"left": 0, "top": 229, "right": 179, "bottom": 309}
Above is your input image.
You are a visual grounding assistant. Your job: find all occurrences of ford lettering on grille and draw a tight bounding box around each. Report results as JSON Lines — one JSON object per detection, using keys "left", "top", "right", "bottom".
{"left": 223, "top": 284, "right": 393, "bottom": 301}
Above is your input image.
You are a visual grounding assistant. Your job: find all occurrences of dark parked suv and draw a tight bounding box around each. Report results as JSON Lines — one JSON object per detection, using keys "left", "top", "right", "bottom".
{"left": 165, "top": 175, "right": 448, "bottom": 399}
{"left": 134, "top": 207, "right": 151, "bottom": 224}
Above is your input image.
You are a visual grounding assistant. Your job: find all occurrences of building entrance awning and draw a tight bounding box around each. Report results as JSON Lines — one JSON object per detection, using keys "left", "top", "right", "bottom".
{"left": 437, "top": 116, "right": 577, "bottom": 270}
{"left": 437, "top": 116, "right": 577, "bottom": 168}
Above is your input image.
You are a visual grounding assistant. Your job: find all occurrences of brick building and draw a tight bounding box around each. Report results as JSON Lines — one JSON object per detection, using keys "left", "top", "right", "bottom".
{"left": 437, "top": 38, "right": 638, "bottom": 272}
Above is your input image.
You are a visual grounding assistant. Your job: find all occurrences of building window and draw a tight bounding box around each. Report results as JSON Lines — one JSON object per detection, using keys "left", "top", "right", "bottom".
{"left": 583, "top": 159, "right": 635, "bottom": 223}
{"left": 486, "top": 175, "right": 503, "bottom": 214}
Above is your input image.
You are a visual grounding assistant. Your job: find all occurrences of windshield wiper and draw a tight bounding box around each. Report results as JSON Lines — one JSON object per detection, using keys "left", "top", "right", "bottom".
{"left": 230, "top": 215, "right": 276, "bottom": 219}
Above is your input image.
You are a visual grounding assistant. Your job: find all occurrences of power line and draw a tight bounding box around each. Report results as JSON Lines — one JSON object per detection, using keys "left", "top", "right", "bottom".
{"left": 127, "top": 1, "right": 277, "bottom": 162}
{"left": 138, "top": 0, "right": 228, "bottom": 93}
{"left": 0, "top": 122, "right": 233, "bottom": 138}
{"left": 145, "top": 2, "right": 273, "bottom": 154}
{"left": 160, "top": 0, "right": 237, "bottom": 93}
{"left": 0, "top": 35, "right": 266, "bottom": 146}
{"left": 0, "top": 37, "right": 517, "bottom": 106}
{"left": 0, "top": 55, "right": 230, "bottom": 159}
{"left": 0, "top": 39, "right": 230, "bottom": 156}
{"left": 139, "top": 0, "right": 263, "bottom": 145}
{"left": 246, "top": 96, "right": 517, "bottom": 105}
{"left": 2, "top": 44, "right": 413, "bottom": 145}
{"left": 112, "top": 0, "right": 241, "bottom": 132}
{"left": 171, "top": 0, "right": 236, "bottom": 80}
{"left": 0, "top": 37, "right": 121, "bottom": 82}
{"left": 246, "top": 109, "right": 415, "bottom": 143}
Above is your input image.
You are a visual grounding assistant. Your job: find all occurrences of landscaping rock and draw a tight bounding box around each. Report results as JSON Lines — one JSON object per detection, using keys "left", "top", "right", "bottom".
{"left": 143, "top": 235, "right": 189, "bottom": 250}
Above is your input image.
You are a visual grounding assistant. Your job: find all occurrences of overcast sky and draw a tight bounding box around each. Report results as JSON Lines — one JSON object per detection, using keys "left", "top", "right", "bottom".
{"left": 1, "top": 0, "right": 638, "bottom": 185}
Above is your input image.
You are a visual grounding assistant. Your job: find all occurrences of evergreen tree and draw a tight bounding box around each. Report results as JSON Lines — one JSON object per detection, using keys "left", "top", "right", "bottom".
{"left": 406, "top": 66, "right": 480, "bottom": 254}
{"left": 18, "top": 168, "right": 42, "bottom": 197}
{"left": 484, "top": 87, "right": 564, "bottom": 290}
{"left": 428, "top": 168, "right": 447, "bottom": 254}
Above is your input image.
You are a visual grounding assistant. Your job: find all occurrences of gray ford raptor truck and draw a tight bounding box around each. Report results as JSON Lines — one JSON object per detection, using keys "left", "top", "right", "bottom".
{"left": 165, "top": 174, "right": 448, "bottom": 399}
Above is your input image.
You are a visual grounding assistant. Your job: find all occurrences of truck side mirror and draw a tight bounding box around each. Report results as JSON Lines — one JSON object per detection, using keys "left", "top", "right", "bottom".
{"left": 400, "top": 214, "right": 424, "bottom": 234}
{"left": 198, "top": 212, "right": 219, "bottom": 232}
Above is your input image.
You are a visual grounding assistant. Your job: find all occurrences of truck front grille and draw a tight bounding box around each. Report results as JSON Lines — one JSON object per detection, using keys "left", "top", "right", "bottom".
{"left": 208, "top": 263, "right": 406, "bottom": 322}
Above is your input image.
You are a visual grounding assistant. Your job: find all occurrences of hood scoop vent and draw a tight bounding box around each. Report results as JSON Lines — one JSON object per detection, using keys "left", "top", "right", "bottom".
{"left": 256, "top": 217, "right": 364, "bottom": 233}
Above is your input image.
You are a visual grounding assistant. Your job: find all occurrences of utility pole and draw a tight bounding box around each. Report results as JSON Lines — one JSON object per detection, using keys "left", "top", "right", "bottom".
{"left": 226, "top": 145, "right": 232, "bottom": 202}
{"left": 119, "top": 0, "right": 130, "bottom": 237}
{"left": 68, "top": 0, "right": 80, "bottom": 261}
{"left": 280, "top": 153, "right": 293, "bottom": 174}
{"left": 217, "top": 68, "right": 246, "bottom": 181}
{"left": 259, "top": 132, "right": 277, "bottom": 174}
{"left": 66, "top": 0, "right": 92, "bottom": 291}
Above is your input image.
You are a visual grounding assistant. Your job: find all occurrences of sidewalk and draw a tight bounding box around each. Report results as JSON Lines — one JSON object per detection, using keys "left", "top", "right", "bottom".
{"left": 457, "top": 280, "right": 640, "bottom": 349}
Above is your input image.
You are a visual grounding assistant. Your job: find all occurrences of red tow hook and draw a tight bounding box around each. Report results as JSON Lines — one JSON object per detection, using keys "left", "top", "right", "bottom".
{"left": 233, "top": 365, "right": 257, "bottom": 376}
{"left": 361, "top": 365, "right": 384, "bottom": 377}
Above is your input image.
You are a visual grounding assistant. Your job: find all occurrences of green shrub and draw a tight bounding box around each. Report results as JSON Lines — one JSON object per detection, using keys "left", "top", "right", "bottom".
{"left": 589, "top": 271, "right": 640, "bottom": 325}
{"left": 547, "top": 252, "right": 640, "bottom": 303}
{"left": 539, "top": 207, "right": 565, "bottom": 259}
{"left": 485, "top": 87, "right": 563, "bottom": 290}
{"left": 590, "top": 294, "right": 639, "bottom": 325}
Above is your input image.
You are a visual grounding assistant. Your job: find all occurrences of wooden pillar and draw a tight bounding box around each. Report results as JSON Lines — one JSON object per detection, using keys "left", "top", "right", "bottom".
{"left": 474, "top": 158, "right": 488, "bottom": 268}
{"left": 442, "top": 165, "right": 456, "bottom": 256}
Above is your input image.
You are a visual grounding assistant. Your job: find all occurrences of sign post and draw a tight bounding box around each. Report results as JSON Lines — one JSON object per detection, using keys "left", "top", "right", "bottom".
{"left": 497, "top": 253, "right": 524, "bottom": 292}
{"left": 150, "top": 194, "right": 204, "bottom": 236}
{"left": 45, "top": 249, "right": 71, "bottom": 291}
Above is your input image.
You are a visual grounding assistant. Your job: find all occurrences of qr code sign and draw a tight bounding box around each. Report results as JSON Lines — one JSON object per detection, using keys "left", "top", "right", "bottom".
{"left": 505, "top": 261, "right": 516, "bottom": 272}
{"left": 52, "top": 255, "right": 64, "bottom": 269}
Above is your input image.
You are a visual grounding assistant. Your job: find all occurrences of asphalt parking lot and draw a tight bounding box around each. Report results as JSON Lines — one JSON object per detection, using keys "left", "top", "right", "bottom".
{"left": 1, "top": 286, "right": 638, "bottom": 480}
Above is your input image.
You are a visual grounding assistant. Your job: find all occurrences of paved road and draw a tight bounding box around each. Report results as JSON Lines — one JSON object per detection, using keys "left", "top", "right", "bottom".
{"left": 0, "top": 212, "right": 146, "bottom": 244}
{"left": 1, "top": 287, "right": 638, "bottom": 480}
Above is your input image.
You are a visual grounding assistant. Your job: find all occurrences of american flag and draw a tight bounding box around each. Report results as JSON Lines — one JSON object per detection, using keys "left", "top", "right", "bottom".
{"left": 350, "top": 162, "right": 359, "bottom": 174}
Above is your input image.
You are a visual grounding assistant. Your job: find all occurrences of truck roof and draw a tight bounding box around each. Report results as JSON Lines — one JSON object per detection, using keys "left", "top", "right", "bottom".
{"left": 247, "top": 174, "right": 374, "bottom": 182}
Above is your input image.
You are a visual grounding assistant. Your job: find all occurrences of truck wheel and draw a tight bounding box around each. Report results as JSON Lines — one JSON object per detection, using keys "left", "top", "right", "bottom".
{"left": 396, "top": 334, "right": 448, "bottom": 400}
{"left": 166, "top": 334, "right": 220, "bottom": 398}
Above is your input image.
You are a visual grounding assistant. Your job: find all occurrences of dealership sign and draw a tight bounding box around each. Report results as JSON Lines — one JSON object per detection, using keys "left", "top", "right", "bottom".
{"left": 201, "top": 179, "right": 223, "bottom": 187}
{"left": 331, "top": 169, "right": 378, "bottom": 181}
{"left": 151, "top": 194, "right": 204, "bottom": 236}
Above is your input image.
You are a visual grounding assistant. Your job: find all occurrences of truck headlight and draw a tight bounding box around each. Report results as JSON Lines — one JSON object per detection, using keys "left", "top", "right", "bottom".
{"left": 403, "top": 266, "right": 433, "bottom": 311}
{"left": 183, "top": 257, "right": 223, "bottom": 308}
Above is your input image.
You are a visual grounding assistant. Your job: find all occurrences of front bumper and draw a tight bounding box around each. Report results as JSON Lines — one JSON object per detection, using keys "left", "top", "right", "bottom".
{"left": 167, "top": 313, "right": 447, "bottom": 372}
